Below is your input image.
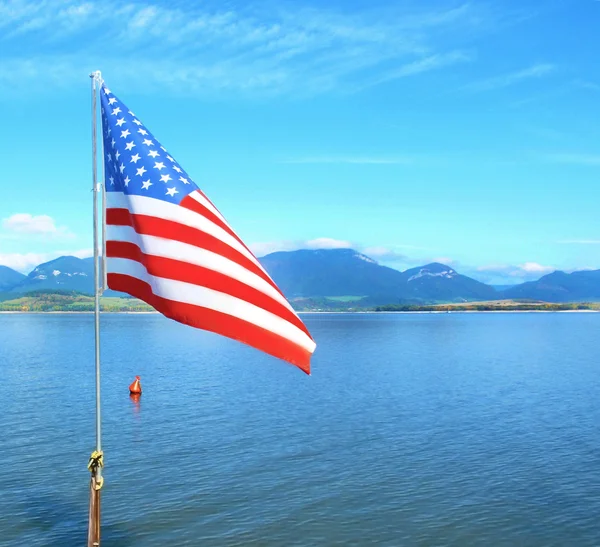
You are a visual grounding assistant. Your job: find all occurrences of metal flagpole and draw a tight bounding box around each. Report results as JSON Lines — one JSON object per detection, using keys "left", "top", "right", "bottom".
{"left": 88, "top": 70, "right": 104, "bottom": 547}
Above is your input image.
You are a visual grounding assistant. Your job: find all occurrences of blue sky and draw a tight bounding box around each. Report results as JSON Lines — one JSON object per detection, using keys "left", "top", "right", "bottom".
{"left": 0, "top": 0, "right": 599, "bottom": 284}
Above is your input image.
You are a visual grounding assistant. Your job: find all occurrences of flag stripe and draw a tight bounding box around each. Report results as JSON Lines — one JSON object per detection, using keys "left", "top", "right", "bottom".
{"left": 106, "top": 208, "right": 281, "bottom": 295}
{"left": 180, "top": 194, "right": 236, "bottom": 241}
{"left": 107, "top": 273, "right": 312, "bottom": 373}
{"left": 106, "top": 240, "right": 312, "bottom": 338}
{"left": 107, "top": 257, "right": 316, "bottom": 354}
{"left": 106, "top": 225, "right": 293, "bottom": 312}
{"left": 181, "top": 195, "right": 258, "bottom": 261}
{"left": 188, "top": 191, "right": 227, "bottom": 224}
{"left": 106, "top": 192, "right": 261, "bottom": 270}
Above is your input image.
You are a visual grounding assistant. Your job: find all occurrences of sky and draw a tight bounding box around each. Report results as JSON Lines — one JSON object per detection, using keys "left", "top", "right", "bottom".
{"left": 0, "top": 0, "right": 599, "bottom": 284}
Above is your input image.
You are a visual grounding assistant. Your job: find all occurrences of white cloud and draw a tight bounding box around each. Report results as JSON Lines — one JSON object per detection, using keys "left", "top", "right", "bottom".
{"left": 0, "top": 248, "right": 92, "bottom": 273}
{"left": 540, "top": 153, "right": 600, "bottom": 166}
{"left": 249, "top": 239, "right": 434, "bottom": 267}
{"left": 281, "top": 156, "right": 415, "bottom": 165}
{"left": 0, "top": 1, "right": 496, "bottom": 97}
{"left": 4, "top": 214, "right": 58, "bottom": 234}
{"left": 431, "top": 256, "right": 457, "bottom": 266}
{"left": 306, "top": 238, "right": 352, "bottom": 249}
{"left": 368, "top": 50, "right": 472, "bottom": 87}
{"left": 464, "top": 63, "right": 555, "bottom": 92}
{"left": 520, "top": 262, "right": 554, "bottom": 274}
{"left": 1, "top": 213, "right": 74, "bottom": 239}
{"left": 361, "top": 246, "right": 407, "bottom": 262}
{"left": 574, "top": 79, "right": 600, "bottom": 92}
{"left": 476, "top": 261, "right": 555, "bottom": 281}
{"left": 558, "top": 239, "right": 600, "bottom": 244}
{"left": 249, "top": 237, "right": 351, "bottom": 257}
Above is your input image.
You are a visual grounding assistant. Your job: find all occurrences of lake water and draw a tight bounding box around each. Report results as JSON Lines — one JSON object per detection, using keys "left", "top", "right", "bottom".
{"left": 1, "top": 312, "right": 599, "bottom": 546}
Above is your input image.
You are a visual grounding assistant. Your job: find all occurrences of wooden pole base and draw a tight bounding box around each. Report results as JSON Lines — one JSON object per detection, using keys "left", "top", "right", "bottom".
{"left": 87, "top": 476, "right": 101, "bottom": 547}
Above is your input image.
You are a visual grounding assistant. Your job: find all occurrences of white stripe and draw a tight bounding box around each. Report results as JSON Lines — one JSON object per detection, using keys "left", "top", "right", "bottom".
{"left": 187, "top": 190, "right": 227, "bottom": 224}
{"left": 106, "top": 225, "right": 295, "bottom": 313}
{"left": 108, "top": 257, "right": 316, "bottom": 354}
{"left": 187, "top": 191, "right": 275, "bottom": 282}
{"left": 106, "top": 191, "right": 261, "bottom": 270}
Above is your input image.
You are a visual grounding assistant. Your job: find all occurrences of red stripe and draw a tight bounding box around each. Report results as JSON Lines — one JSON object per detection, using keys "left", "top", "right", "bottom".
{"left": 108, "top": 273, "right": 311, "bottom": 374}
{"left": 106, "top": 207, "right": 281, "bottom": 295}
{"left": 181, "top": 194, "right": 286, "bottom": 300}
{"left": 106, "top": 240, "right": 312, "bottom": 339}
{"left": 180, "top": 194, "right": 251, "bottom": 254}
{"left": 180, "top": 194, "right": 266, "bottom": 275}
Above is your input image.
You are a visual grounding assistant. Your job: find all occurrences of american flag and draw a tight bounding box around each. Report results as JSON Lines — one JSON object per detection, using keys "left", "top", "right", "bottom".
{"left": 100, "top": 84, "right": 316, "bottom": 373}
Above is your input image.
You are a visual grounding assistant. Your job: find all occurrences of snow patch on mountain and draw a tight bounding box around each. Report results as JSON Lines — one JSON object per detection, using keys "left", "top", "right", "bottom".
{"left": 355, "top": 253, "right": 377, "bottom": 264}
{"left": 408, "top": 268, "right": 457, "bottom": 282}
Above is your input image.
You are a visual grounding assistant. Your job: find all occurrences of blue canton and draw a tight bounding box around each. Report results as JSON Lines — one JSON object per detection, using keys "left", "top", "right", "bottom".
{"left": 100, "top": 84, "right": 198, "bottom": 204}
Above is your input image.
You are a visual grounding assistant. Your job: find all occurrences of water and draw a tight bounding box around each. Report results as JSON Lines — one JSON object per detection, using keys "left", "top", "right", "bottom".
{"left": 1, "top": 312, "right": 599, "bottom": 546}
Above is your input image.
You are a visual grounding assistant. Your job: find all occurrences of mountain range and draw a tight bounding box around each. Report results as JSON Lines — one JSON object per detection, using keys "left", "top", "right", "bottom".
{"left": 1, "top": 249, "right": 599, "bottom": 304}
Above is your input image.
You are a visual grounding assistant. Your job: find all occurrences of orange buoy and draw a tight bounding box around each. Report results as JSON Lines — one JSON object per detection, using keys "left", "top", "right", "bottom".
{"left": 129, "top": 375, "right": 142, "bottom": 395}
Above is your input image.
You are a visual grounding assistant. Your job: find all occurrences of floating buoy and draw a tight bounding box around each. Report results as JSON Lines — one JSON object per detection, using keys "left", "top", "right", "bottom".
{"left": 129, "top": 375, "right": 142, "bottom": 395}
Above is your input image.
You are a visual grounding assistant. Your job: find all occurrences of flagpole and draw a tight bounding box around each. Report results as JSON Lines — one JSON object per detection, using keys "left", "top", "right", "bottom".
{"left": 88, "top": 69, "right": 104, "bottom": 547}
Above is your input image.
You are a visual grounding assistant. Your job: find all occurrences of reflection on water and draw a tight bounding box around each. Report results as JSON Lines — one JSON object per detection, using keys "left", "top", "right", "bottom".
{"left": 129, "top": 393, "right": 141, "bottom": 414}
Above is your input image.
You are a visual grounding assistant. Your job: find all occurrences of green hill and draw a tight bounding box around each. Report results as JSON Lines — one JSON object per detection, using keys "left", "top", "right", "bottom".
{"left": 0, "top": 290, "right": 154, "bottom": 312}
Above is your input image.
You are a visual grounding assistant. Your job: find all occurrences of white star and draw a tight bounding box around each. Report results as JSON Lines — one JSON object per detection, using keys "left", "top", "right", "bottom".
{"left": 109, "top": 175, "right": 114, "bottom": 185}
{"left": 116, "top": 118, "right": 126, "bottom": 127}
{"left": 154, "top": 162, "right": 165, "bottom": 170}
{"left": 119, "top": 163, "right": 125, "bottom": 173}
{"left": 136, "top": 166, "right": 147, "bottom": 177}
{"left": 160, "top": 146, "right": 166, "bottom": 151}
{"left": 124, "top": 176, "right": 131, "bottom": 187}
{"left": 148, "top": 150, "right": 159, "bottom": 158}
{"left": 112, "top": 107, "right": 121, "bottom": 116}
{"left": 133, "top": 119, "right": 142, "bottom": 126}
{"left": 179, "top": 176, "right": 189, "bottom": 184}
{"left": 143, "top": 139, "right": 153, "bottom": 146}
{"left": 108, "top": 97, "right": 117, "bottom": 105}
{"left": 120, "top": 129, "right": 130, "bottom": 139}
{"left": 130, "top": 153, "right": 141, "bottom": 163}
{"left": 128, "top": 110, "right": 135, "bottom": 116}
{"left": 166, "top": 187, "right": 179, "bottom": 197}
{"left": 160, "top": 174, "right": 172, "bottom": 183}
{"left": 125, "top": 141, "right": 135, "bottom": 151}
{"left": 166, "top": 155, "right": 174, "bottom": 162}
{"left": 104, "top": 87, "right": 111, "bottom": 95}
{"left": 111, "top": 138, "right": 115, "bottom": 148}
{"left": 138, "top": 128, "right": 148, "bottom": 136}
{"left": 173, "top": 166, "right": 182, "bottom": 173}
{"left": 115, "top": 150, "right": 121, "bottom": 160}
{"left": 106, "top": 152, "right": 112, "bottom": 162}
{"left": 141, "top": 179, "right": 152, "bottom": 190}
{"left": 107, "top": 127, "right": 112, "bottom": 136}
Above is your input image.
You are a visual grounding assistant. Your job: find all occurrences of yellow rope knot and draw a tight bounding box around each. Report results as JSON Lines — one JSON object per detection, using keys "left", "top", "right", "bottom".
{"left": 87, "top": 450, "right": 104, "bottom": 490}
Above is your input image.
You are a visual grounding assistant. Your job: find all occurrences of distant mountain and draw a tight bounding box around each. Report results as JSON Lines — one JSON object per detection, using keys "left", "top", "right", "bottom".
{"left": 3, "top": 250, "right": 598, "bottom": 305}
{"left": 397, "top": 263, "right": 497, "bottom": 302}
{"left": 0, "top": 266, "right": 26, "bottom": 291}
{"left": 503, "top": 270, "right": 600, "bottom": 302}
{"left": 259, "top": 249, "right": 404, "bottom": 298}
{"left": 259, "top": 250, "right": 497, "bottom": 303}
{"left": 10, "top": 256, "right": 95, "bottom": 294}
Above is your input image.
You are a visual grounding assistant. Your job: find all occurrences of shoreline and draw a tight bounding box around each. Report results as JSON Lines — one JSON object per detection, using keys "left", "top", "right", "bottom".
{"left": 0, "top": 310, "right": 598, "bottom": 315}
